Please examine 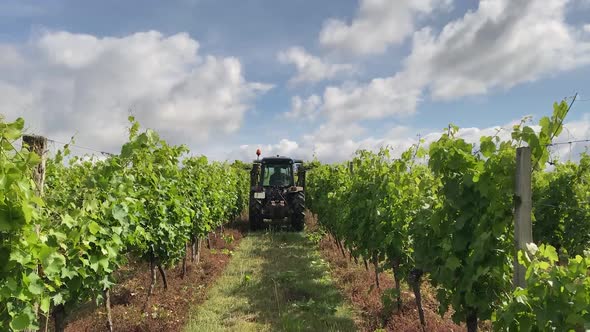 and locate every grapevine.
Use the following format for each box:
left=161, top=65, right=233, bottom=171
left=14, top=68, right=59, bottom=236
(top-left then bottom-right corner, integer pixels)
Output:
left=0, top=116, right=248, bottom=331
left=307, top=100, right=588, bottom=331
